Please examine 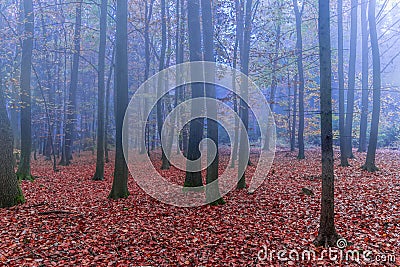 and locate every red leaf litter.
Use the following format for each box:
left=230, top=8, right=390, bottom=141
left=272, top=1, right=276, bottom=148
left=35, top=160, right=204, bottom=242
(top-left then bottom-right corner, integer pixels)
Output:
left=0, top=149, right=399, bottom=266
